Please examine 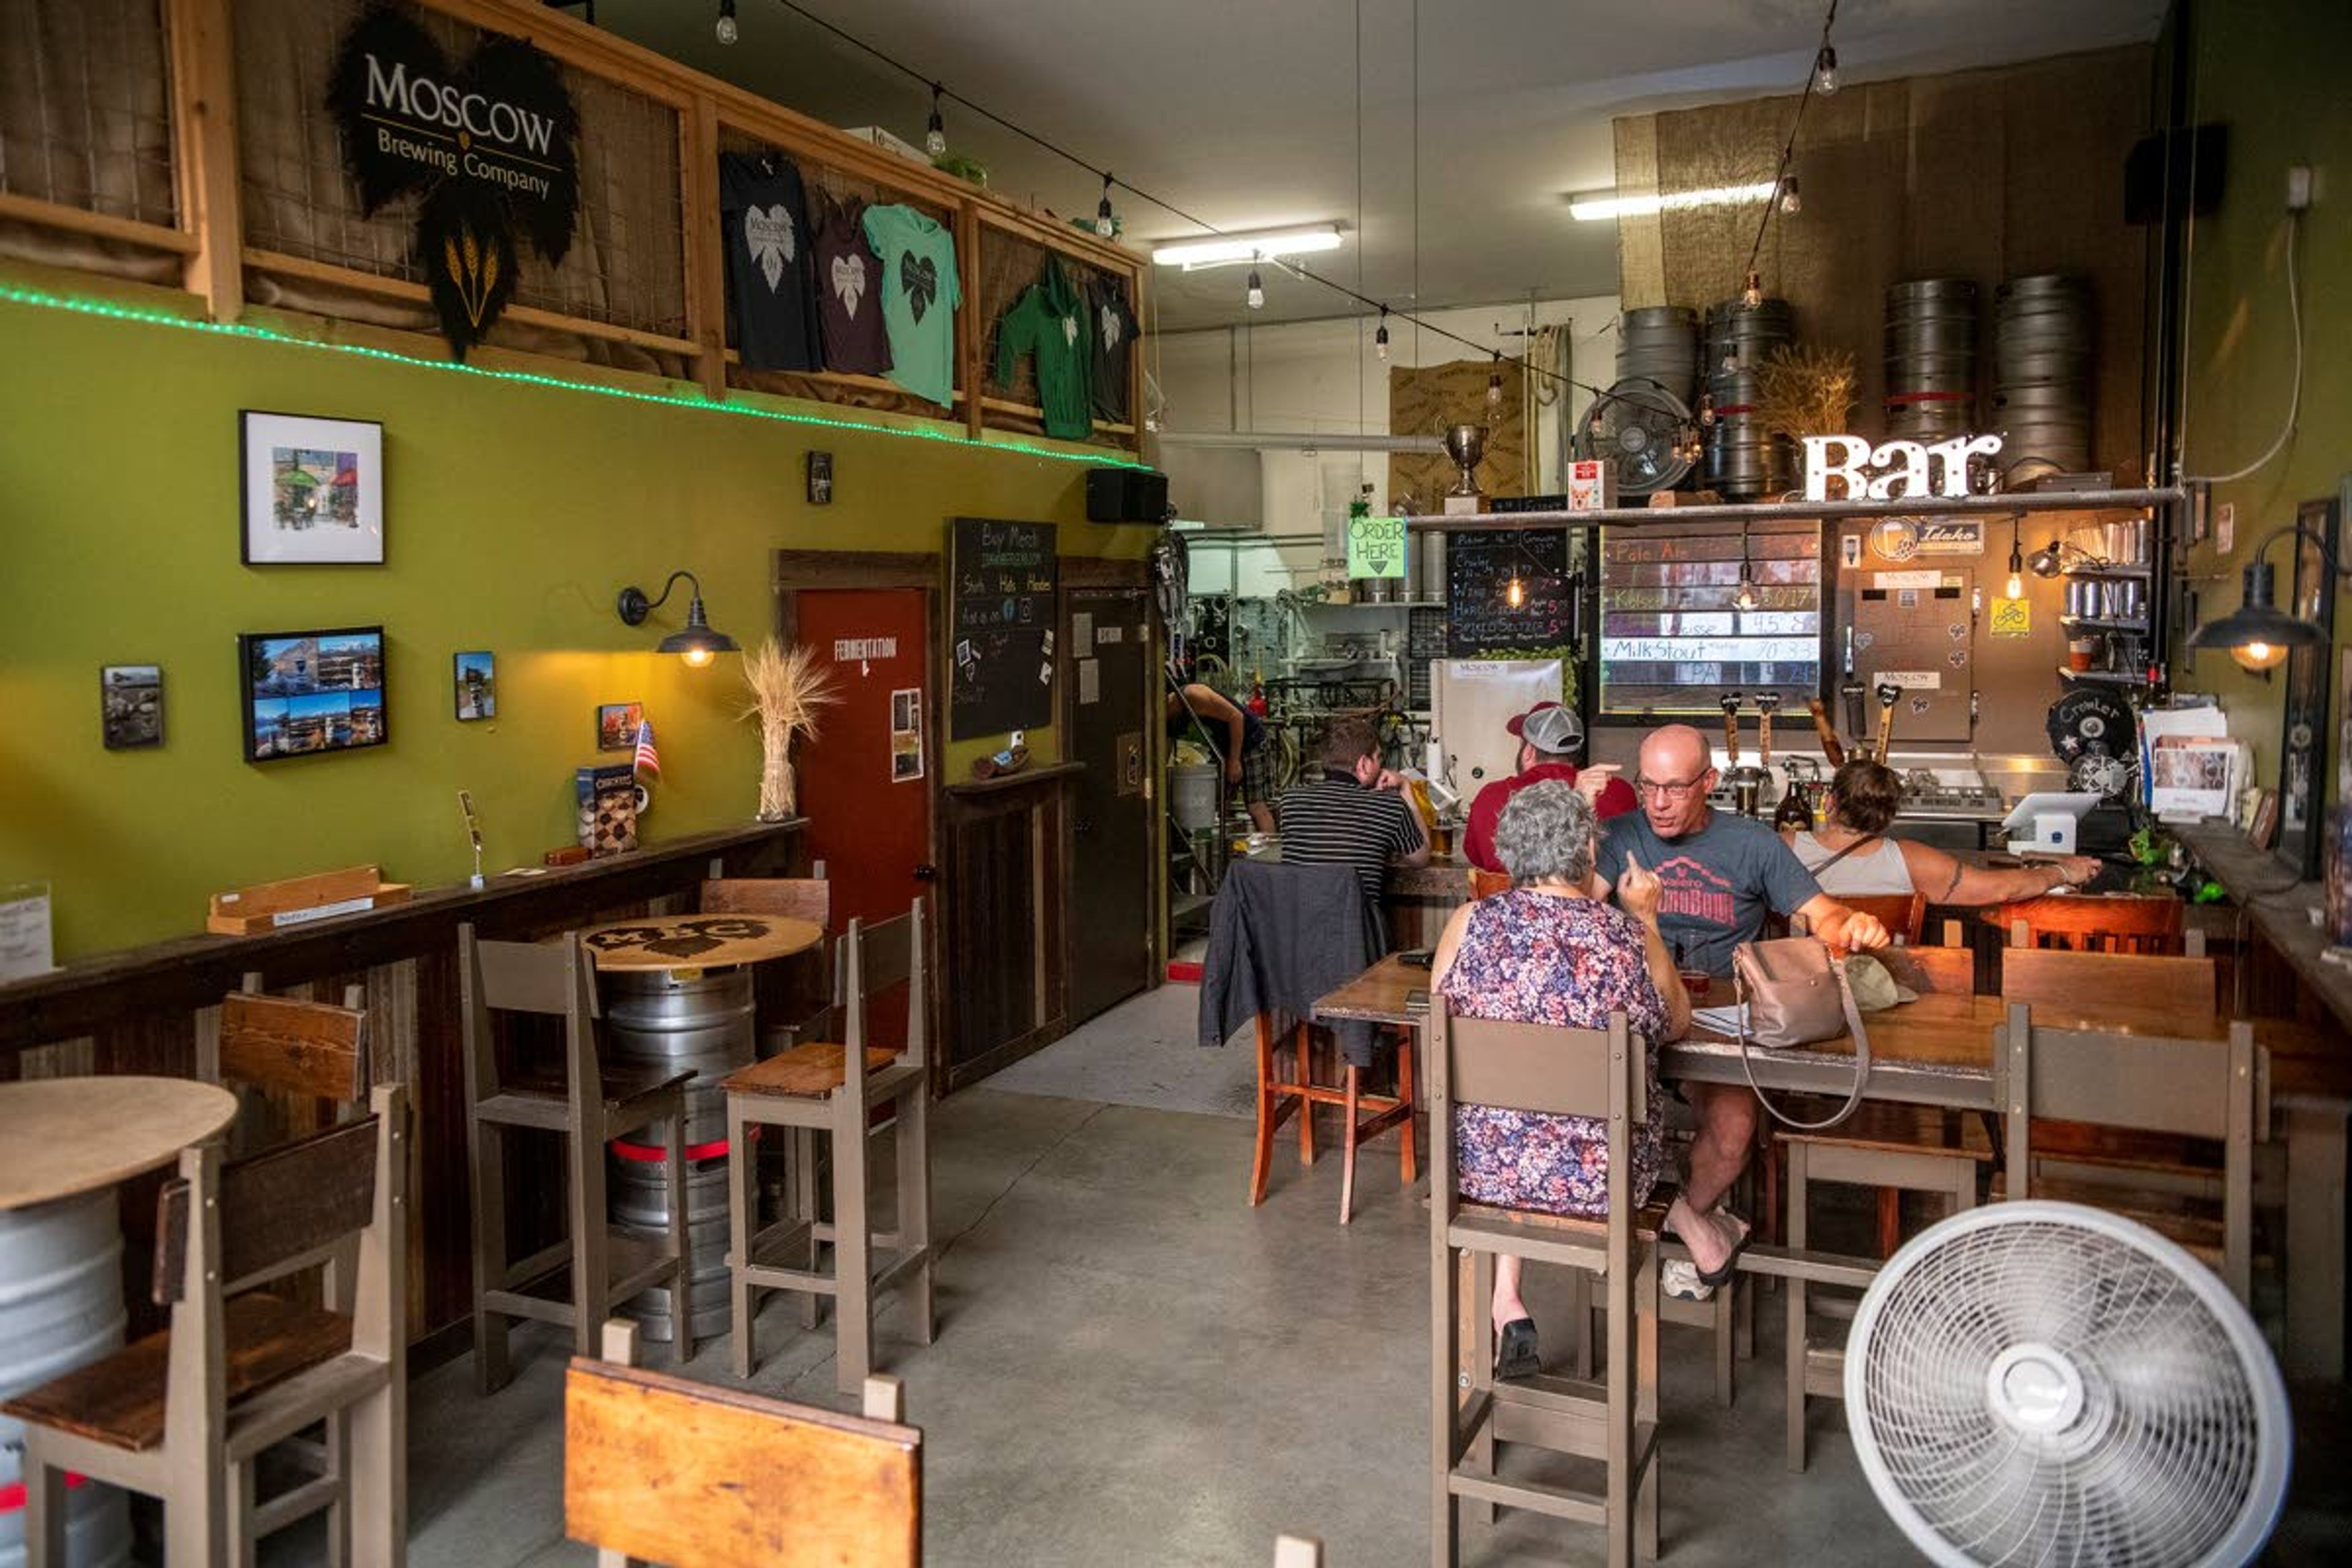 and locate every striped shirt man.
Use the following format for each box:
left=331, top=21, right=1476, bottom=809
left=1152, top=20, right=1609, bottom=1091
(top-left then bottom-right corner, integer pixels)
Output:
left=1278, top=772, right=1425, bottom=905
